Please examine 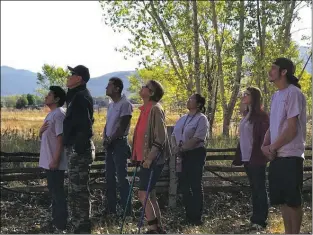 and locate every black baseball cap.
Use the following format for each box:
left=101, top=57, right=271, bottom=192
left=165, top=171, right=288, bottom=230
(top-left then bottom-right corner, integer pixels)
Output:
left=273, top=57, right=298, bottom=82
left=68, top=65, right=90, bottom=83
